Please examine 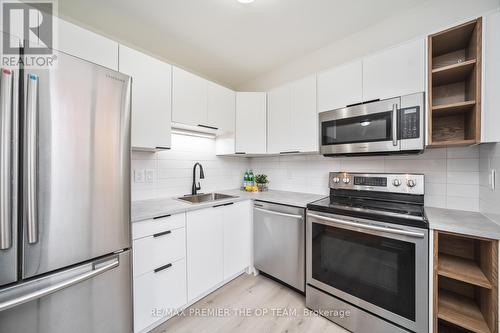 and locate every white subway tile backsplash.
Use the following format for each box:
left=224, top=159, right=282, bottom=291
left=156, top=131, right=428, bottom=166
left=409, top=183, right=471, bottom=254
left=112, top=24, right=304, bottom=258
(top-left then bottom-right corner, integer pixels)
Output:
left=447, top=196, right=479, bottom=212
left=480, top=143, right=500, bottom=223
left=131, top=134, right=249, bottom=201
left=447, top=172, right=479, bottom=185
left=250, top=147, right=482, bottom=211
left=447, top=158, right=480, bottom=172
